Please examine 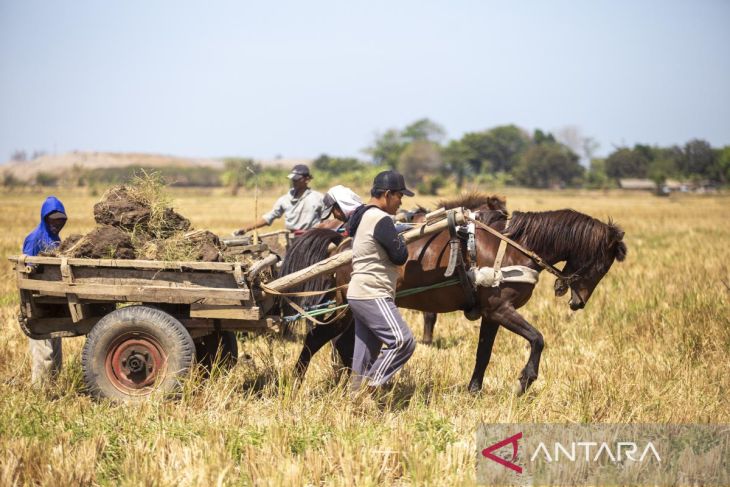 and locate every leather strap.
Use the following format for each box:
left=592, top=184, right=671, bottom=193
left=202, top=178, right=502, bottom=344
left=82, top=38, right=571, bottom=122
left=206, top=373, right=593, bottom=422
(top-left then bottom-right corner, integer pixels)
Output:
left=445, top=210, right=460, bottom=278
